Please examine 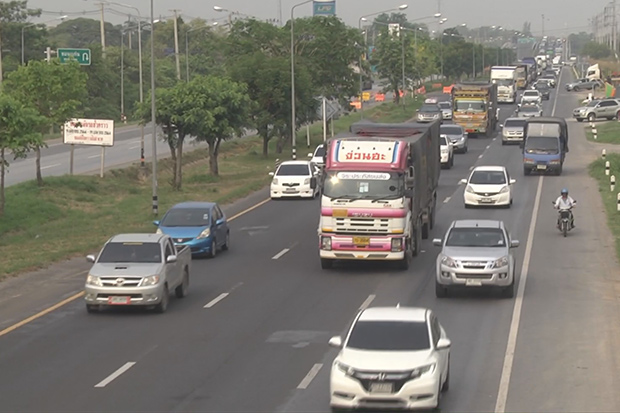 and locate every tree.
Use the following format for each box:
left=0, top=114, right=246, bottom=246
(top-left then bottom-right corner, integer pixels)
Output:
left=0, top=0, right=43, bottom=74
left=48, top=17, right=122, bottom=49
left=4, top=59, right=88, bottom=186
left=0, top=94, right=44, bottom=215
left=372, top=27, right=415, bottom=103
left=581, top=41, right=610, bottom=59
left=187, top=75, right=253, bottom=176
